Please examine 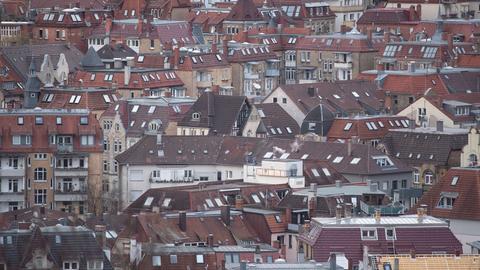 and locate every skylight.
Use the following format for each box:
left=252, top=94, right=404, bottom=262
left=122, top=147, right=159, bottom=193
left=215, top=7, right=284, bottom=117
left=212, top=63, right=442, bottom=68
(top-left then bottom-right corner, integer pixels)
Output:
left=311, top=169, right=320, bottom=177
left=350, top=158, right=361, bottom=164
left=131, top=105, right=139, bottom=113
left=258, top=109, right=266, bottom=118
left=162, top=198, right=171, bottom=207
left=333, top=156, right=343, bottom=163
left=214, top=198, right=223, bottom=206
left=148, top=106, right=156, bottom=114
left=322, top=168, right=331, bottom=176
left=301, top=154, right=309, bottom=160
left=344, top=122, right=353, bottom=131
left=352, top=91, right=360, bottom=98
left=103, top=94, right=111, bottom=103
left=280, top=153, right=290, bottom=159
left=251, top=194, right=261, bottom=203
left=205, top=199, right=214, bottom=208
left=451, top=176, right=459, bottom=186
left=144, top=197, right=154, bottom=207
left=286, top=127, right=292, bottom=134
left=264, top=152, right=273, bottom=159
